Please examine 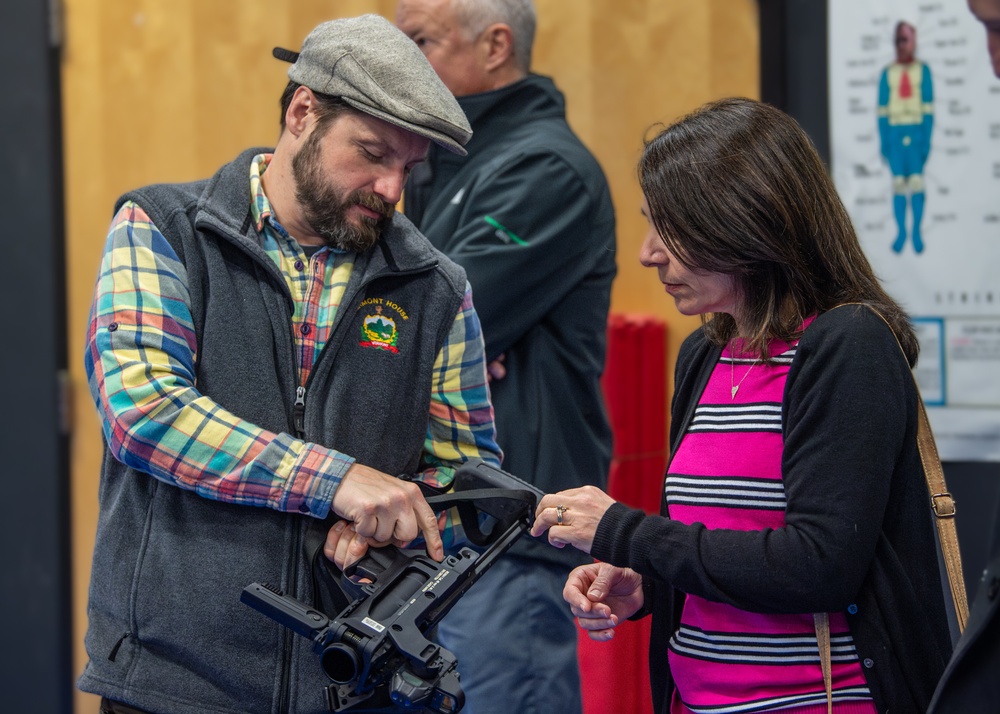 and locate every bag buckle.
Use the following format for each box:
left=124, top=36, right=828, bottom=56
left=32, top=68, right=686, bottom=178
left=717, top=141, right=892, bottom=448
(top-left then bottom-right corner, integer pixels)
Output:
left=931, top=492, right=956, bottom=518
